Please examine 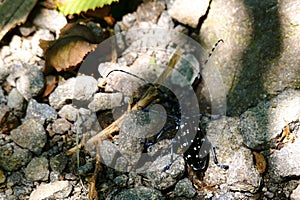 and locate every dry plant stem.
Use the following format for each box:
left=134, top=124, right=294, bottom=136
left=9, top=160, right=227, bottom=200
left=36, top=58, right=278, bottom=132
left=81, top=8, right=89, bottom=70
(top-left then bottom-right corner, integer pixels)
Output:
left=86, top=49, right=181, bottom=200
left=87, top=48, right=182, bottom=147
left=88, top=148, right=102, bottom=200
